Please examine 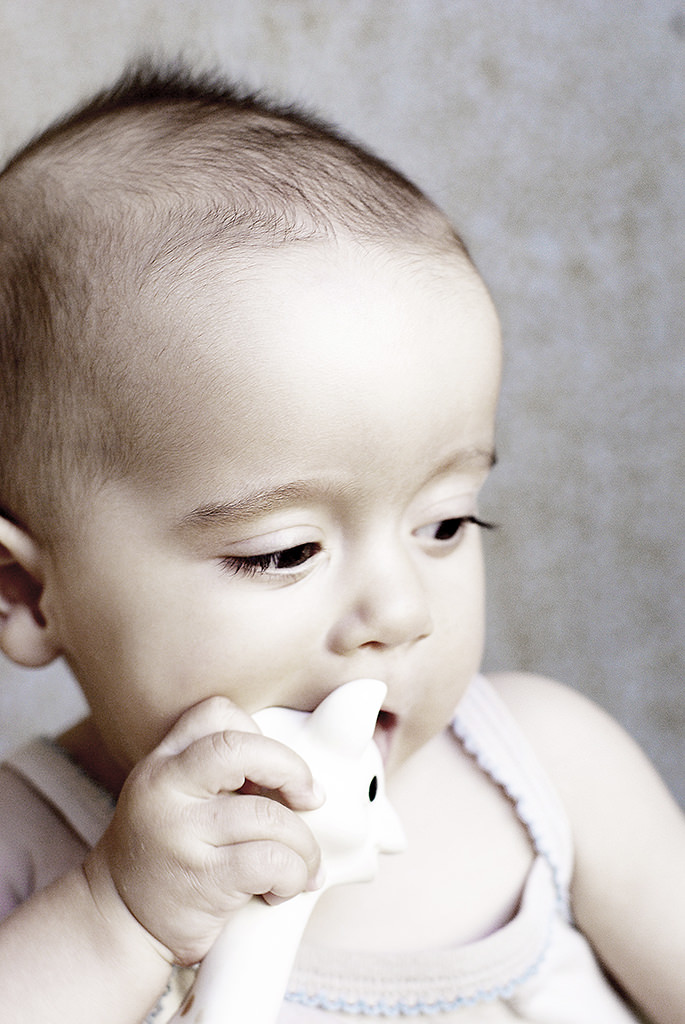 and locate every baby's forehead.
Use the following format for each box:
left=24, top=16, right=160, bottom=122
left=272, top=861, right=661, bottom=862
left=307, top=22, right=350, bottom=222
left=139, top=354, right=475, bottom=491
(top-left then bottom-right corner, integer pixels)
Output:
left=158, top=239, right=495, bottom=404
left=118, top=236, right=484, bottom=403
